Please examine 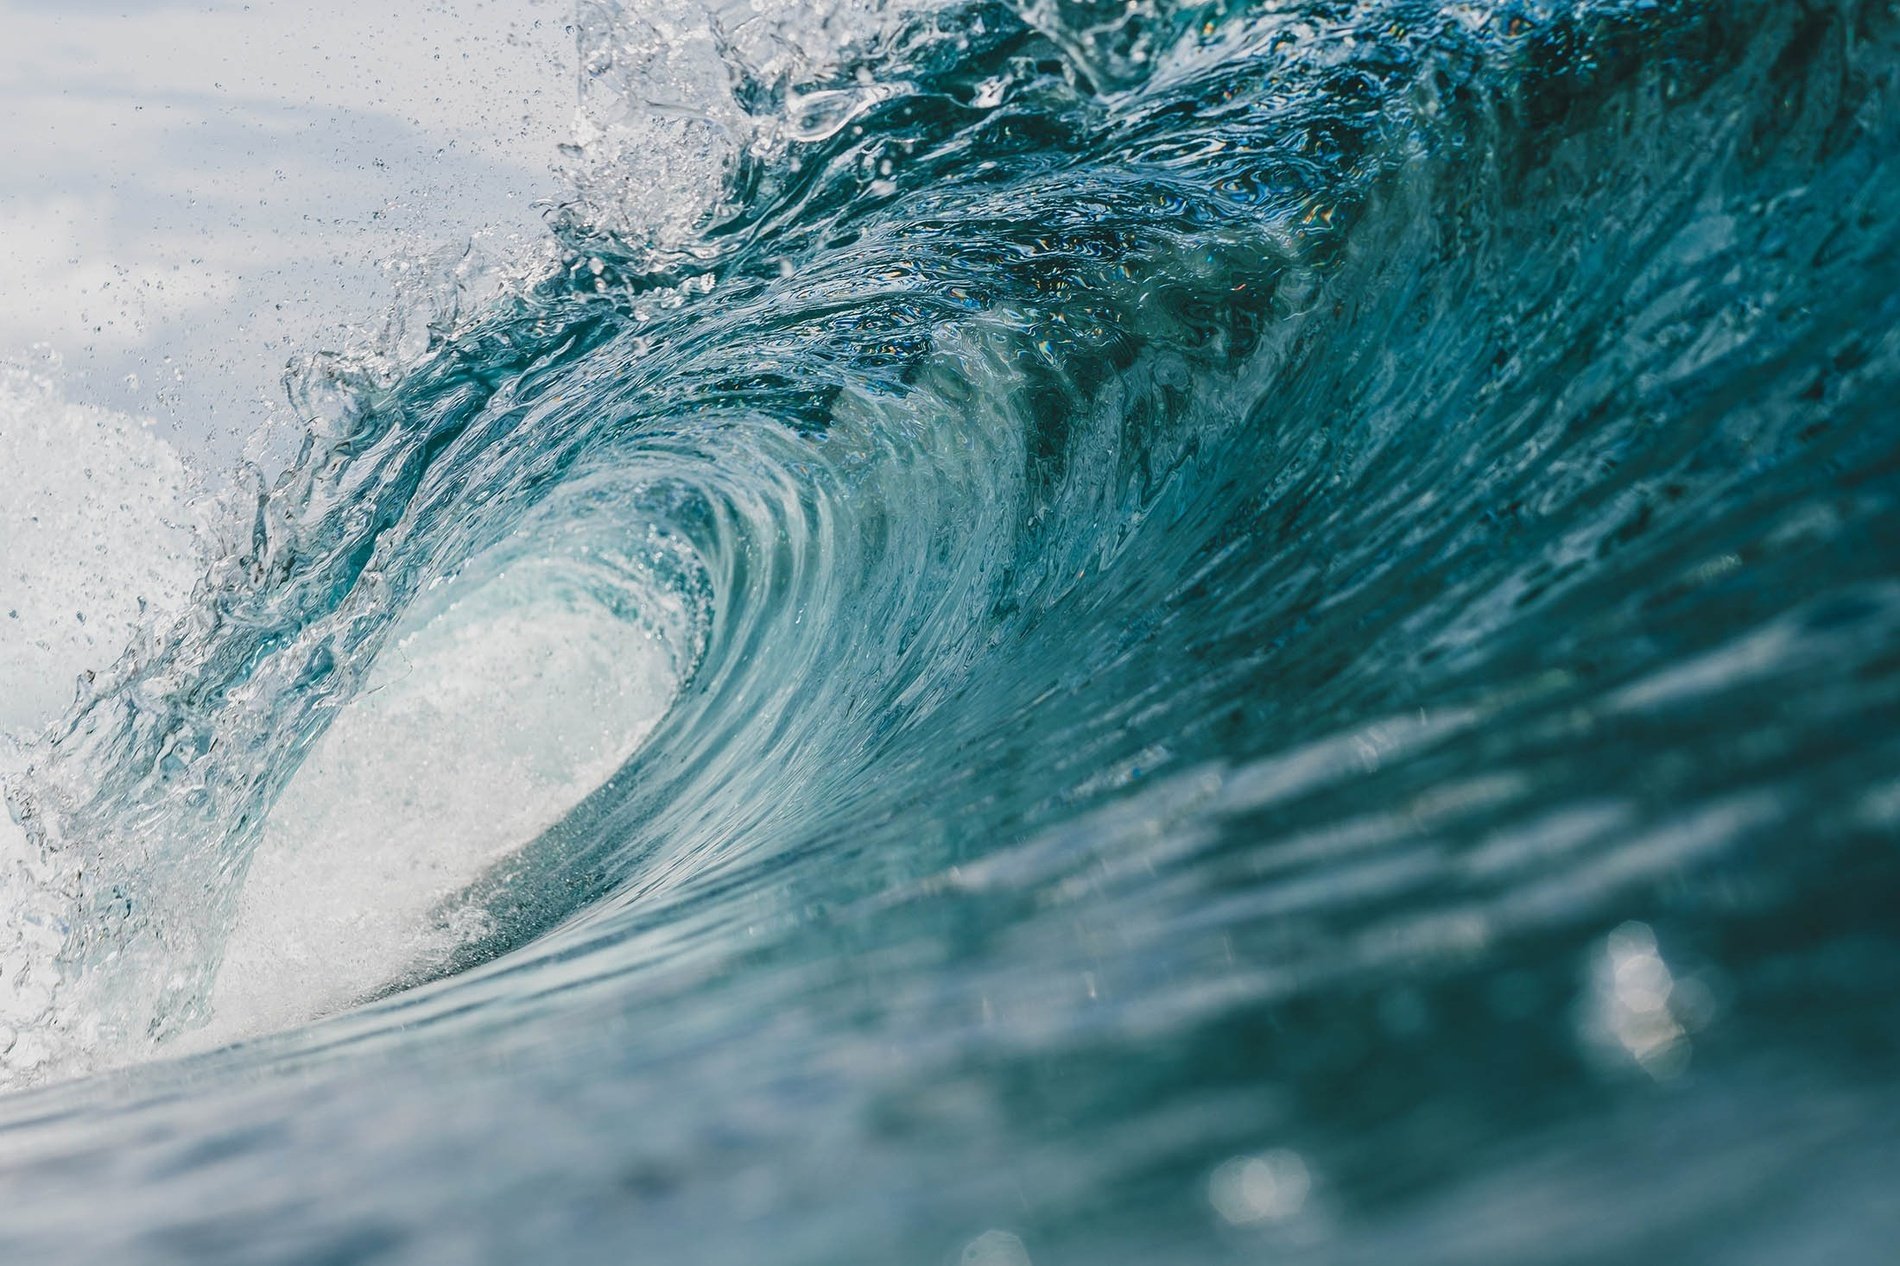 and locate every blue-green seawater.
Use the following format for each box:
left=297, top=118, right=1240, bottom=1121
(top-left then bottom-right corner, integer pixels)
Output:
left=3, top=0, right=1899, bottom=1260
